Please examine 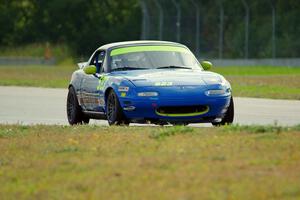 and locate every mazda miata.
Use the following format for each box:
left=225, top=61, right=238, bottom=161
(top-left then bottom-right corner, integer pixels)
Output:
left=67, top=41, right=234, bottom=126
